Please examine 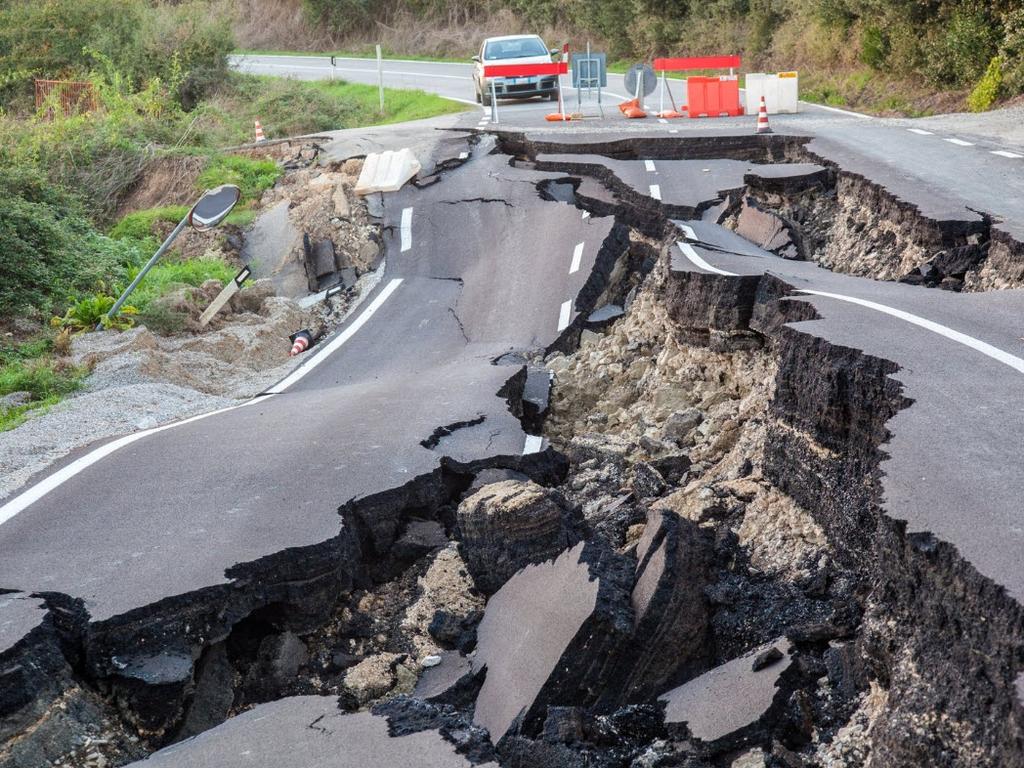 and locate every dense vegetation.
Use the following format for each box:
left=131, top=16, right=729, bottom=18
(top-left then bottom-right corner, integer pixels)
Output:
left=0, top=0, right=463, bottom=428
left=288, top=0, right=1024, bottom=112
